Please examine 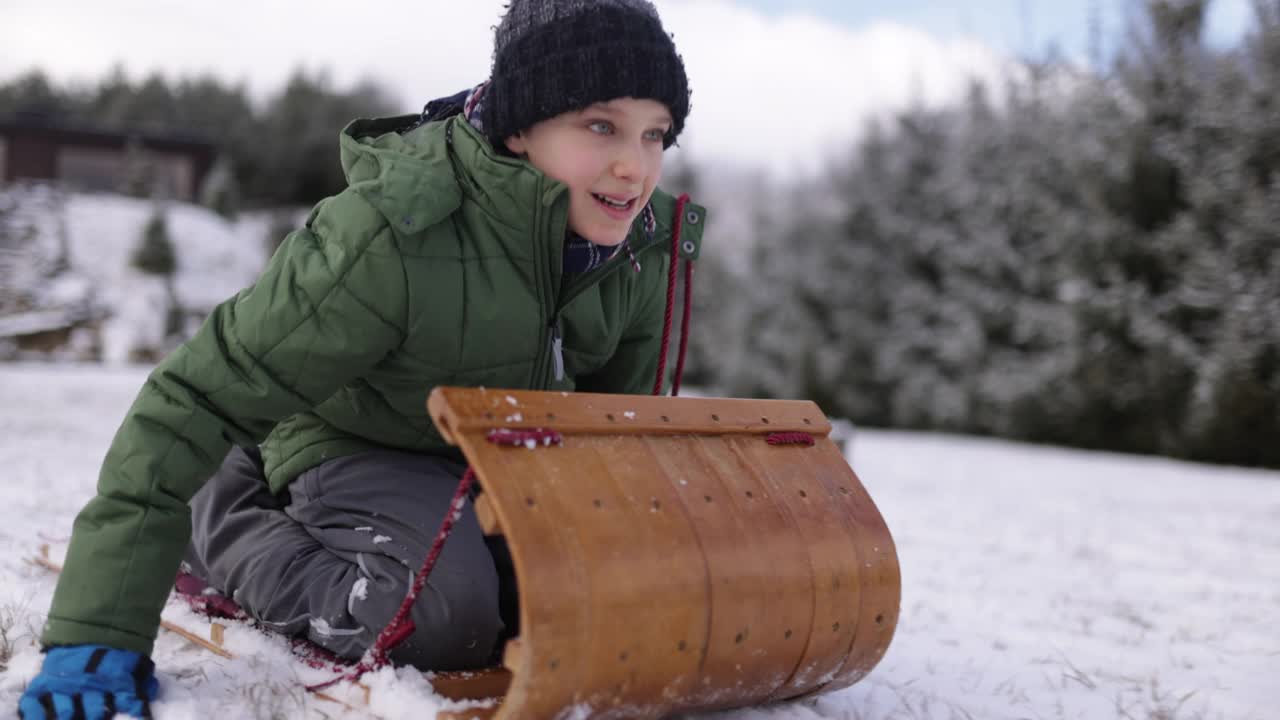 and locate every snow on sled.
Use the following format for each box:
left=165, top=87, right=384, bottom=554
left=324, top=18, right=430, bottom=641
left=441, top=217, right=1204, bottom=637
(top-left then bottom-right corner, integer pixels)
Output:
left=426, top=386, right=901, bottom=719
